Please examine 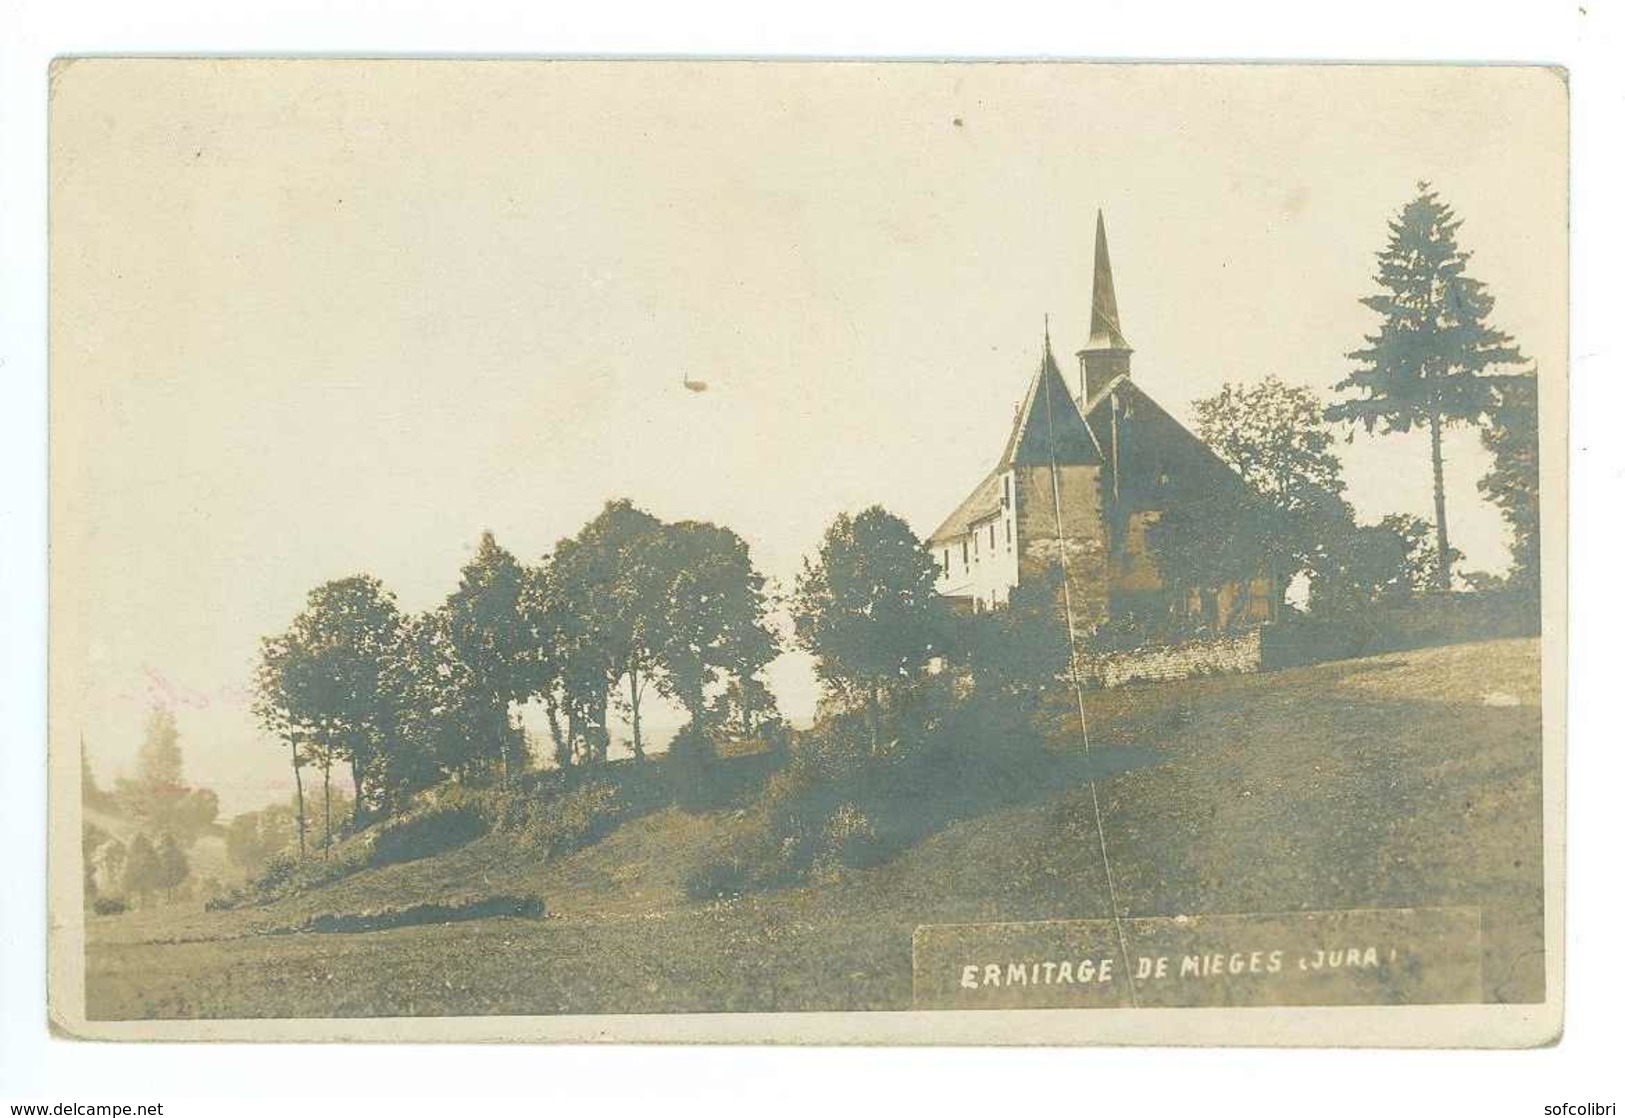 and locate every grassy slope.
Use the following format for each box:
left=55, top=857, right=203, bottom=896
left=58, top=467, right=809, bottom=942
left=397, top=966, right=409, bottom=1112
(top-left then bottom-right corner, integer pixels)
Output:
left=85, top=638, right=1545, bottom=1019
